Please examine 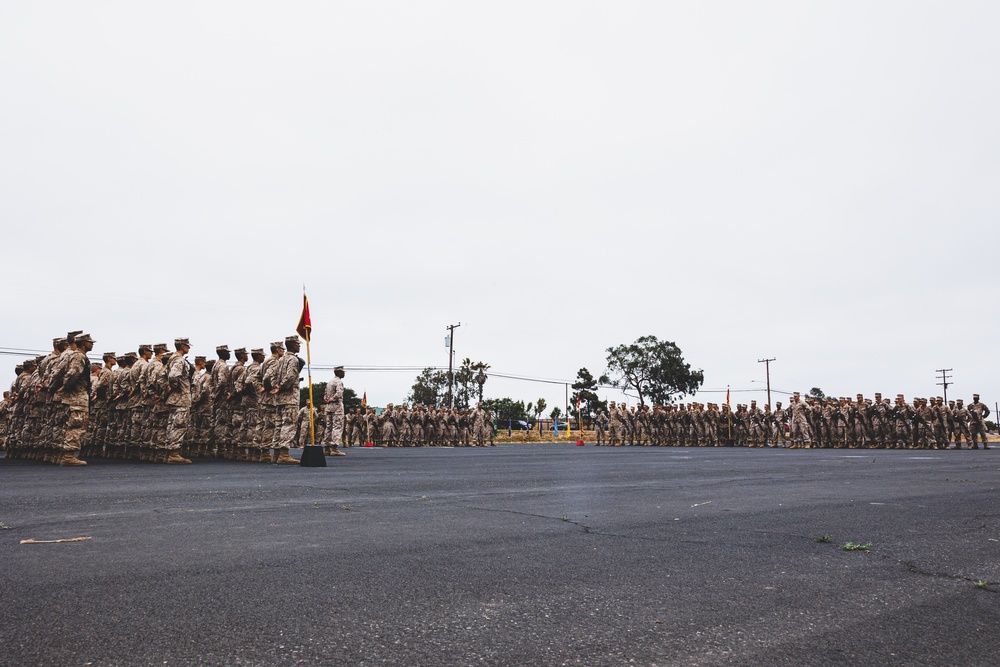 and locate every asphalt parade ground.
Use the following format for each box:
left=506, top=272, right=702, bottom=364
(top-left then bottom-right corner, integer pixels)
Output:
left=2, top=444, right=999, bottom=667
